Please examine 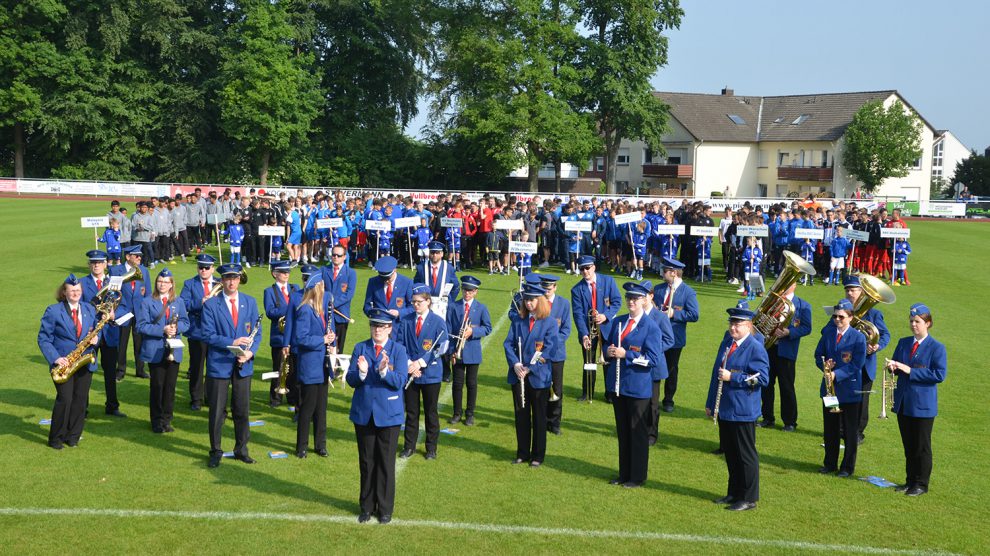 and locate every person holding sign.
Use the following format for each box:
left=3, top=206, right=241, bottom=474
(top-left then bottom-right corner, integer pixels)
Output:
left=892, top=225, right=912, bottom=286
left=814, top=299, right=866, bottom=477
left=137, top=268, right=190, bottom=434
